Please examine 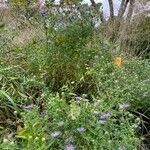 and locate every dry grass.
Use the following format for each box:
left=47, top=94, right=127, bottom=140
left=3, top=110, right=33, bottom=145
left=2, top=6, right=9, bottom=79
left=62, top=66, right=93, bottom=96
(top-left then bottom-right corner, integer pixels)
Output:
left=12, top=28, right=38, bottom=45
left=101, top=11, right=150, bottom=59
